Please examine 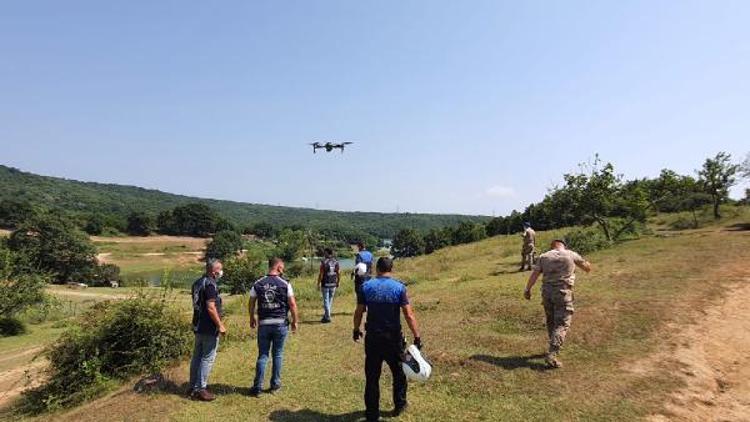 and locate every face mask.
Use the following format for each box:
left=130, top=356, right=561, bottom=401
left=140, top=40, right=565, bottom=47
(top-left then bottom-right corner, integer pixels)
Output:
left=216, top=270, right=224, bottom=279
